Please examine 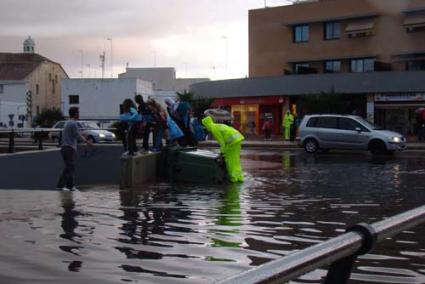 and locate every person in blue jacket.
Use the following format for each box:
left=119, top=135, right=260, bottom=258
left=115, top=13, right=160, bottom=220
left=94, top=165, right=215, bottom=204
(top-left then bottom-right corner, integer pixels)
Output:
left=120, top=99, right=141, bottom=155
